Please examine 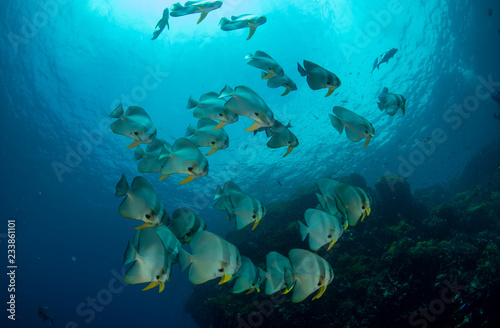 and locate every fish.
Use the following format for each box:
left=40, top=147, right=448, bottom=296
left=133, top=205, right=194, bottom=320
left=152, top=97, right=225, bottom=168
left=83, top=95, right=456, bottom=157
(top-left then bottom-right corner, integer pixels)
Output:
left=334, top=182, right=372, bottom=227
left=263, top=120, right=299, bottom=157
left=187, top=91, right=239, bottom=129
left=185, top=118, right=229, bottom=155
left=152, top=8, right=169, bottom=40
left=133, top=139, right=172, bottom=173
left=219, top=85, right=275, bottom=131
left=153, top=225, right=182, bottom=262
left=115, top=174, right=167, bottom=230
left=262, top=72, right=297, bottom=96
left=123, top=227, right=172, bottom=292
left=38, top=306, right=55, bottom=327
left=371, top=48, right=398, bottom=73
left=285, top=248, right=334, bottom=303
left=214, top=181, right=266, bottom=230
left=264, top=251, right=293, bottom=295
left=297, top=60, right=341, bottom=97
left=219, top=14, right=267, bottom=40
left=158, top=138, right=209, bottom=184
left=378, top=87, right=406, bottom=116
left=170, top=1, right=223, bottom=24
left=232, top=256, right=267, bottom=294
left=109, top=104, right=157, bottom=148
left=168, top=207, right=207, bottom=244
left=178, top=230, right=241, bottom=284
left=246, top=50, right=284, bottom=79
left=298, top=208, right=344, bottom=251
left=328, top=106, right=375, bottom=148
